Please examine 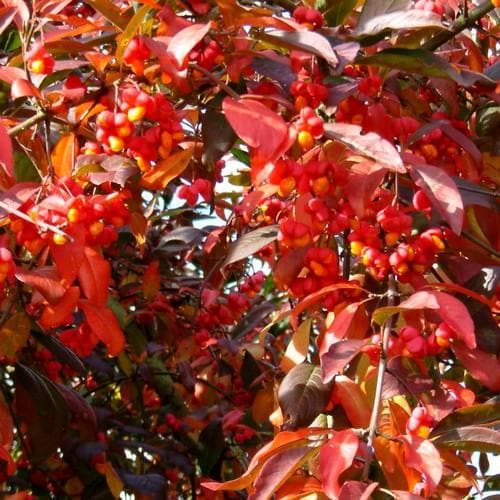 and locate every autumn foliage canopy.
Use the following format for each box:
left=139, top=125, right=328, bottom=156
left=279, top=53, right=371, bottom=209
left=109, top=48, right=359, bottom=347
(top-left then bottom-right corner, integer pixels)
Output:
left=0, top=0, right=498, bottom=498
